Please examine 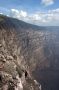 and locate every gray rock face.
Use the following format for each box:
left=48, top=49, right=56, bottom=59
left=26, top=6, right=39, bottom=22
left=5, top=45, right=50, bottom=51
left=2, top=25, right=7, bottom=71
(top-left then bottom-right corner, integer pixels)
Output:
left=0, top=15, right=59, bottom=90
left=0, top=15, right=41, bottom=90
